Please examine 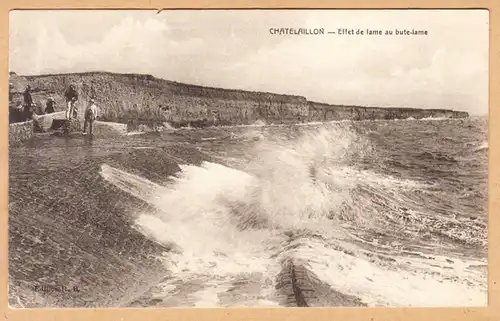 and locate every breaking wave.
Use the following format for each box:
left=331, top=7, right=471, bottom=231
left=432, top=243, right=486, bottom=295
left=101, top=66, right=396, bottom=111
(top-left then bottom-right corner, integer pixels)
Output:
left=100, top=124, right=487, bottom=307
